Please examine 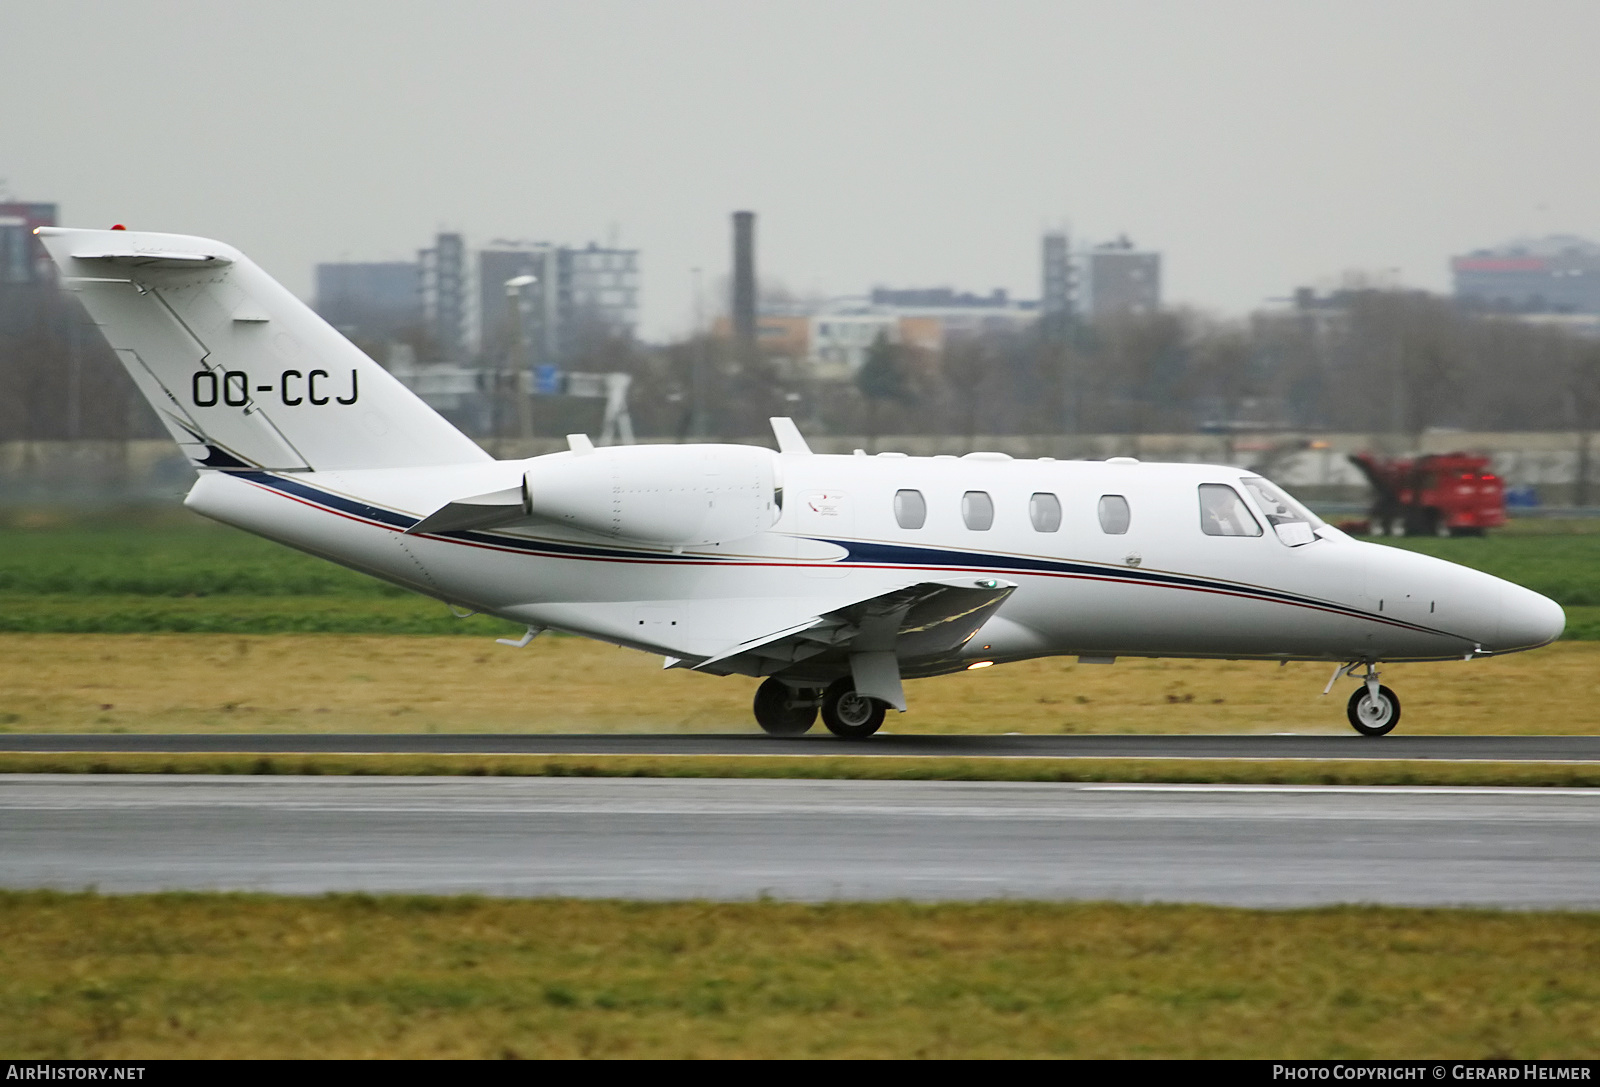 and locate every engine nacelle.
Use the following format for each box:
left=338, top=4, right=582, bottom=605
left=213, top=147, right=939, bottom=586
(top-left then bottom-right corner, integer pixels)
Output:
left=523, top=443, right=780, bottom=545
